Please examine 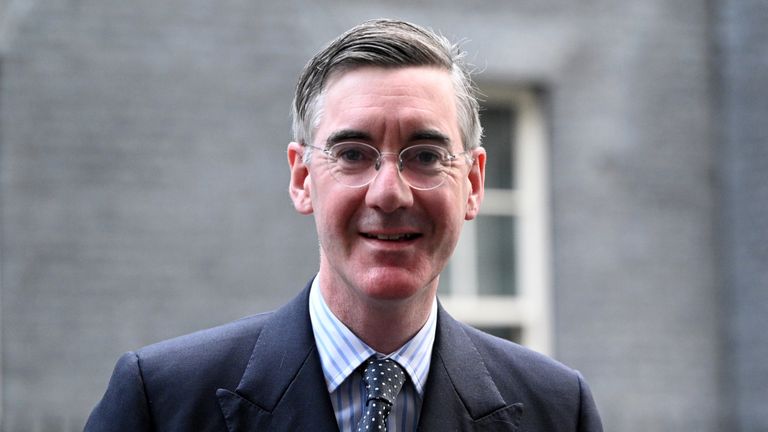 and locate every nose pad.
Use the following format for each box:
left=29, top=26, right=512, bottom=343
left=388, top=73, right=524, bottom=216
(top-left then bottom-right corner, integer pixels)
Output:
left=366, top=152, right=413, bottom=211
left=372, top=153, right=406, bottom=185
left=370, top=153, right=411, bottom=189
left=374, top=153, right=403, bottom=172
